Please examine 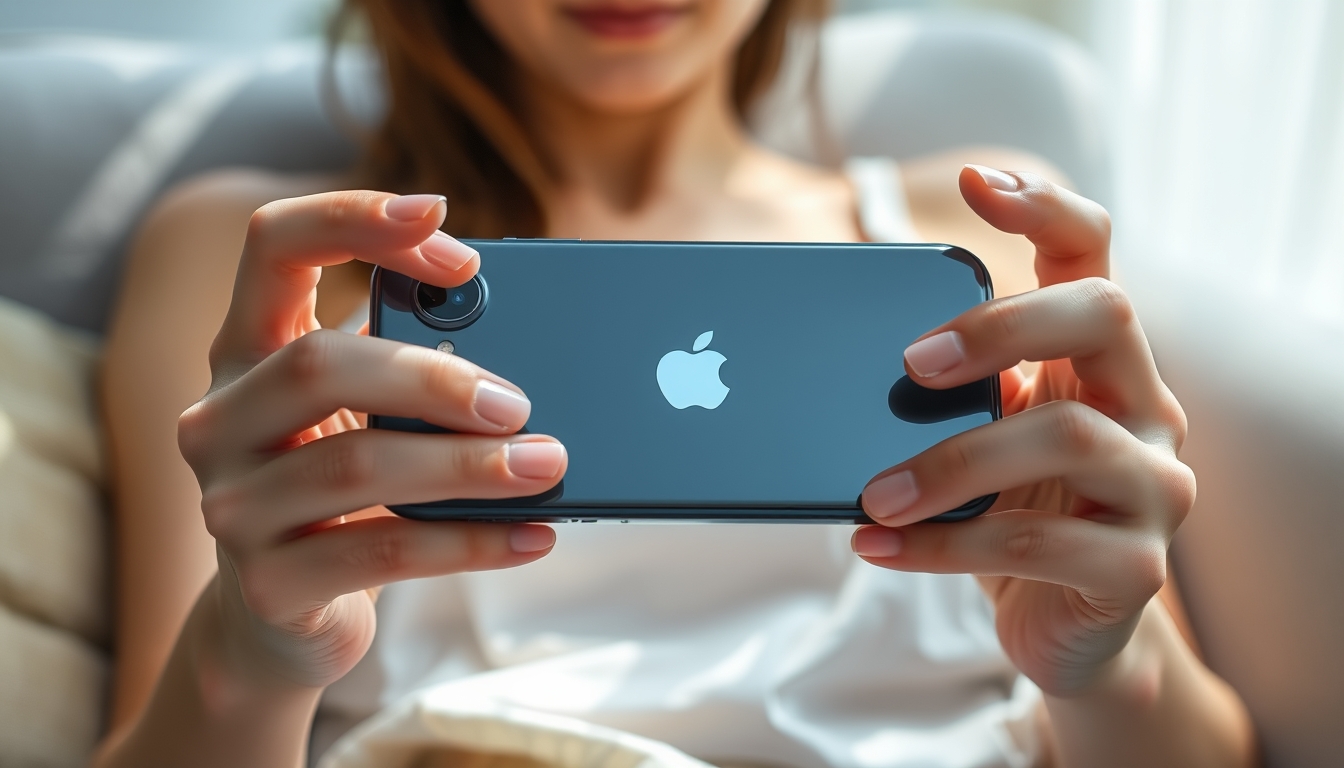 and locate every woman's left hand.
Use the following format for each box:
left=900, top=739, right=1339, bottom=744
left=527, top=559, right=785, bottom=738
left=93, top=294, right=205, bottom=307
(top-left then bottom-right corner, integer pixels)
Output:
left=852, top=165, right=1195, bottom=697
